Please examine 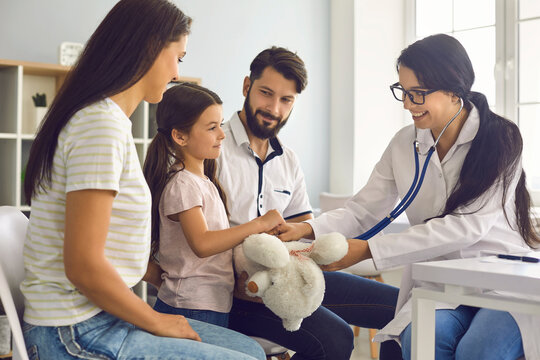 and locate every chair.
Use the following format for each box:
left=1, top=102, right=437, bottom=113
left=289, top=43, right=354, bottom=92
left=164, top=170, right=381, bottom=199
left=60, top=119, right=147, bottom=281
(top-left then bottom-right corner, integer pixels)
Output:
left=319, top=192, right=383, bottom=359
left=0, top=206, right=30, bottom=360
